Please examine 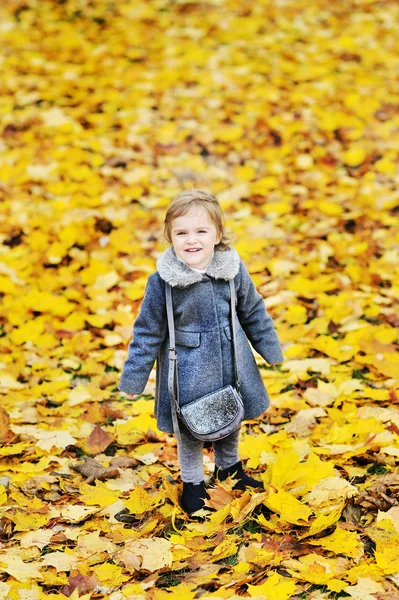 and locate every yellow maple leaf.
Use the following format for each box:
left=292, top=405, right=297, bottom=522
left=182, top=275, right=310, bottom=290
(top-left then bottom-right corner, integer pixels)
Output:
left=85, top=314, right=111, bottom=328
left=59, top=505, right=100, bottom=522
left=11, top=510, right=49, bottom=532
left=342, top=146, right=366, bottom=166
left=93, top=563, right=130, bottom=586
left=318, top=200, right=343, bottom=216
left=311, top=335, right=357, bottom=361
left=285, top=304, right=308, bottom=325
left=235, top=164, right=256, bottom=181
left=68, top=384, right=92, bottom=407
left=79, top=481, right=120, bottom=508
left=24, top=290, right=74, bottom=317
left=0, top=555, right=42, bottom=582
left=124, top=413, right=159, bottom=435
left=327, top=579, right=349, bottom=593
left=281, top=358, right=334, bottom=376
left=285, top=553, right=345, bottom=584
left=9, top=319, right=45, bottom=346
left=247, top=572, right=297, bottom=599
left=119, top=582, right=147, bottom=597
left=287, top=275, right=337, bottom=294
left=213, top=125, right=243, bottom=142
left=60, top=311, right=86, bottom=331
left=211, top=537, right=238, bottom=561
left=80, top=258, right=109, bottom=285
left=152, top=582, right=197, bottom=600
left=291, top=452, right=335, bottom=493
left=93, top=270, right=119, bottom=290
left=371, top=521, right=399, bottom=574
left=376, top=507, right=399, bottom=534
left=302, top=477, right=357, bottom=507
left=300, top=504, right=345, bottom=538
left=374, top=157, right=396, bottom=175
left=309, top=526, right=363, bottom=559
left=251, top=176, right=279, bottom=194
left=239, top=542, right=274, bottom=568
left=123, top=486, right=161, bottom=515
left=76, top=530, right=116, bottom=559
left=264, top=488, right=312, bottom=525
